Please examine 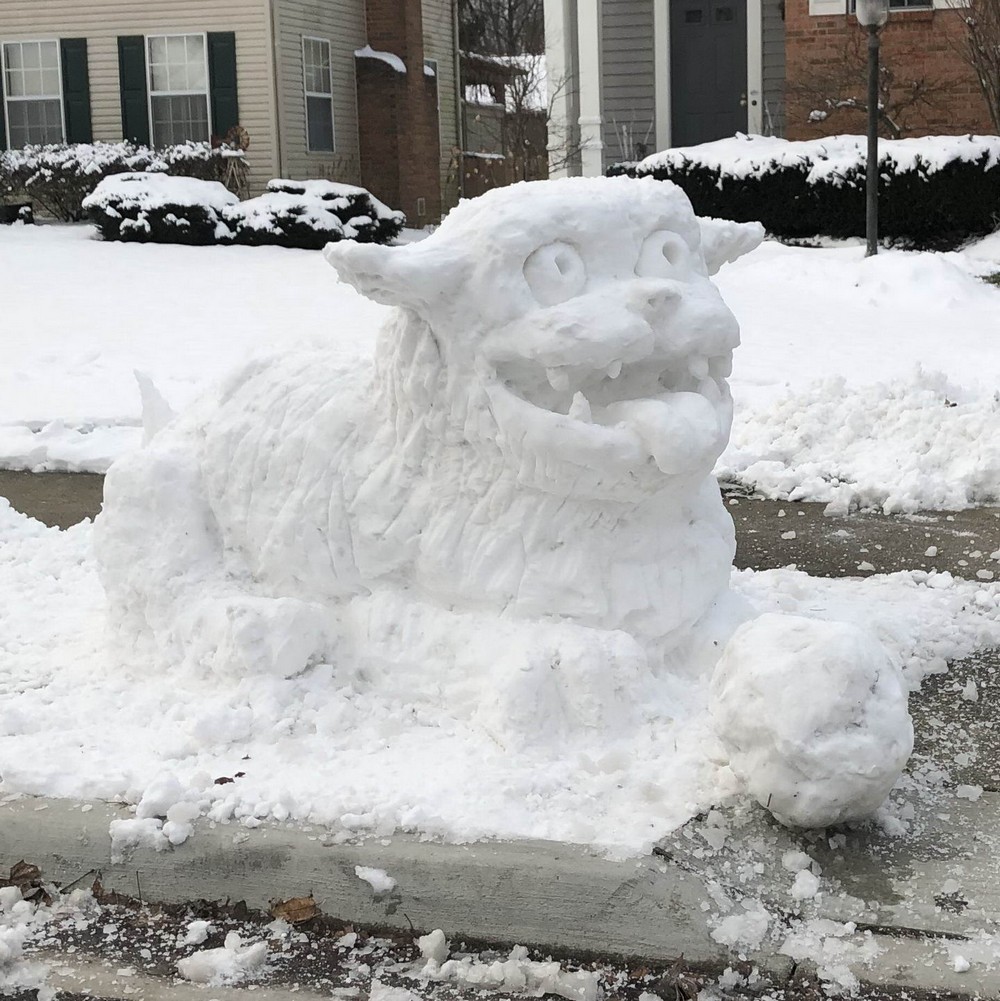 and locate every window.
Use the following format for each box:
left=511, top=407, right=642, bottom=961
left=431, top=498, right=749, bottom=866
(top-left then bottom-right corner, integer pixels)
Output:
left=147, top=33, right=210, bottom=145
left=302, top=37, right=334, bottom=152
left=2, top=40, right=64, bottom=146
left=847, top=0, right=932, bottom=9
left=424, top=58, right=440, bottom=111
